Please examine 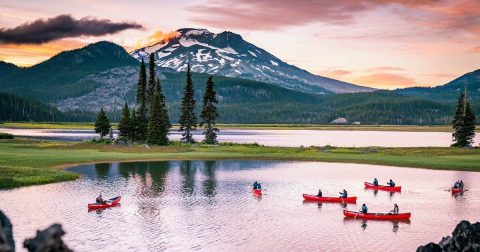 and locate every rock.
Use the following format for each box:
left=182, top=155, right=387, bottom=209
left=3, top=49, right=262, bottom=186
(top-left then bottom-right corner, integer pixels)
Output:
left=417, top=220, right=480, bottom=252
left=416, top=243, right=442, bottom=252
left=0, top=211, right=14, bottom=252
left=23, top=224, right=72, bottom=252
